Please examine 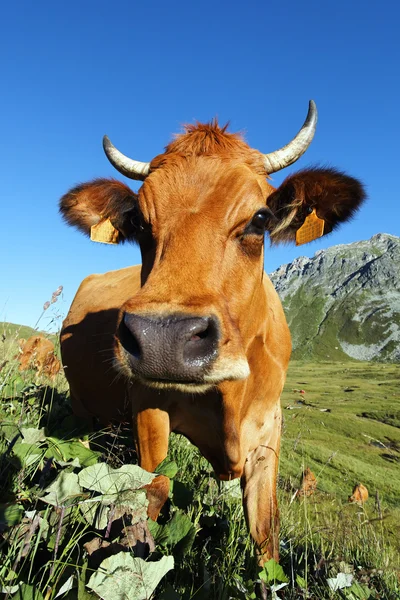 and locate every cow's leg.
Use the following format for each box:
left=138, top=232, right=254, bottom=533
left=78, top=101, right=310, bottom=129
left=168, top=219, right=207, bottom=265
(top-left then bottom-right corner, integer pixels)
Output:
left=134, top=407, right=171, bottom=520
left=241, top=407, right=281, bottom=566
